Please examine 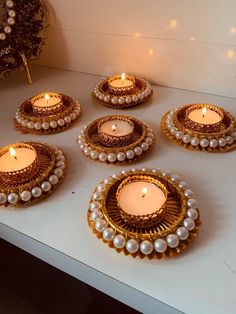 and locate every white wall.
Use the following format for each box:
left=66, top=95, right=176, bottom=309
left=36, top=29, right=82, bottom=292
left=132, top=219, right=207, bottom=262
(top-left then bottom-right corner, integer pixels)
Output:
left=36, top=0, right=236, bottom=97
